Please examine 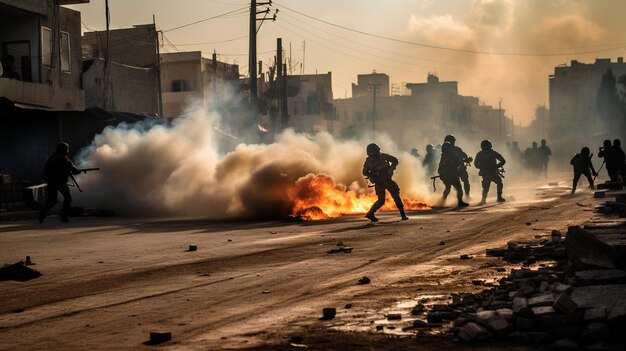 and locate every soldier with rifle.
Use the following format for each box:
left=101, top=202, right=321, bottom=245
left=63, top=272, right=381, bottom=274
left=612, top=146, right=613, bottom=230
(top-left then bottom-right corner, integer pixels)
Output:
left=438, top=142, right=469, bottom=208
left=570, top=147, right=597, bottom=194
left=474, top=139, right=506, bottom=205
left=362, top=143, right=408, bottom=222
left=38, top=142, right=98, bottom=223
left=444, top=135, right=473, bottom=197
